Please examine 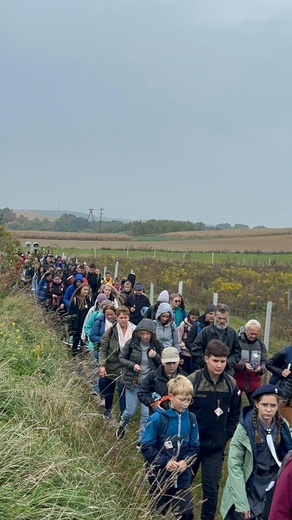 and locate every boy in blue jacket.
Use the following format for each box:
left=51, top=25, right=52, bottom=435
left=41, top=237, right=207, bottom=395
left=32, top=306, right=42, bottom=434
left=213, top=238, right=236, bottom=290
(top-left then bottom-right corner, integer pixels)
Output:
left=141, top=375, right=199, bottom=519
